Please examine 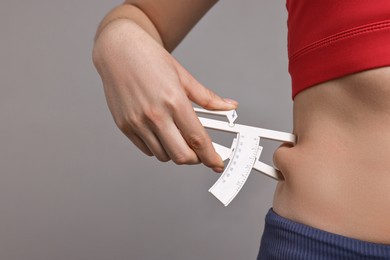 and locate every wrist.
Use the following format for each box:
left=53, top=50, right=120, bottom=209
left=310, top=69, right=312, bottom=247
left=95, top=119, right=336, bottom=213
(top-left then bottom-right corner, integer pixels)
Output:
left=94, top=4, right=163, bottom=46
left=92, top=19, right=165, bottom=75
